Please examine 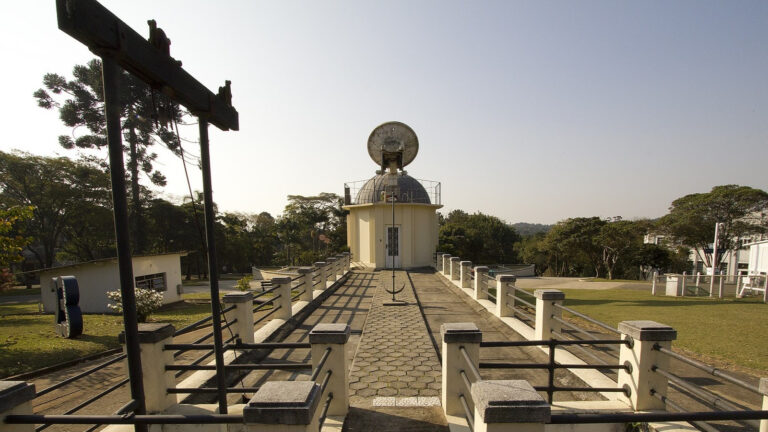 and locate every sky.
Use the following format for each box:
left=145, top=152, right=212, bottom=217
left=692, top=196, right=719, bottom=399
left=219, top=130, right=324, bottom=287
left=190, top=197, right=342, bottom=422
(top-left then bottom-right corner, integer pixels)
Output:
left=1, top=1, right=767, bottom=225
